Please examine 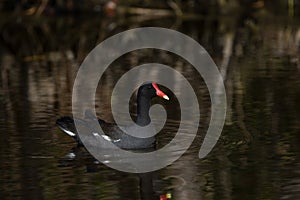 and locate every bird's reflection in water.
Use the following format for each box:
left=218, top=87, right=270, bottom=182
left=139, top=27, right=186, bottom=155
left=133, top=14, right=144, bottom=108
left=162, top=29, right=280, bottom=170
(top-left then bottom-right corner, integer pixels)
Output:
left=58, top=147, right=171, bottom=200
